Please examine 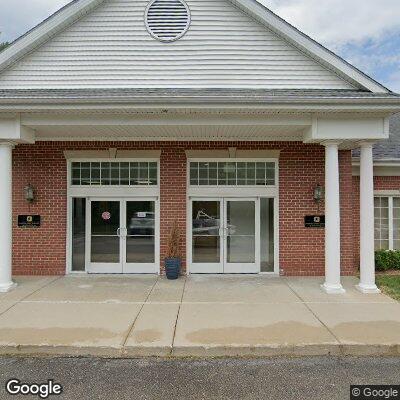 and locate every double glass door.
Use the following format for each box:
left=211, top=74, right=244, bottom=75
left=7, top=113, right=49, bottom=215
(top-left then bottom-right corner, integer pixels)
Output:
left=191, top=199, right=259, bottom=273
left=86, top=198, right=157, bottom=273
